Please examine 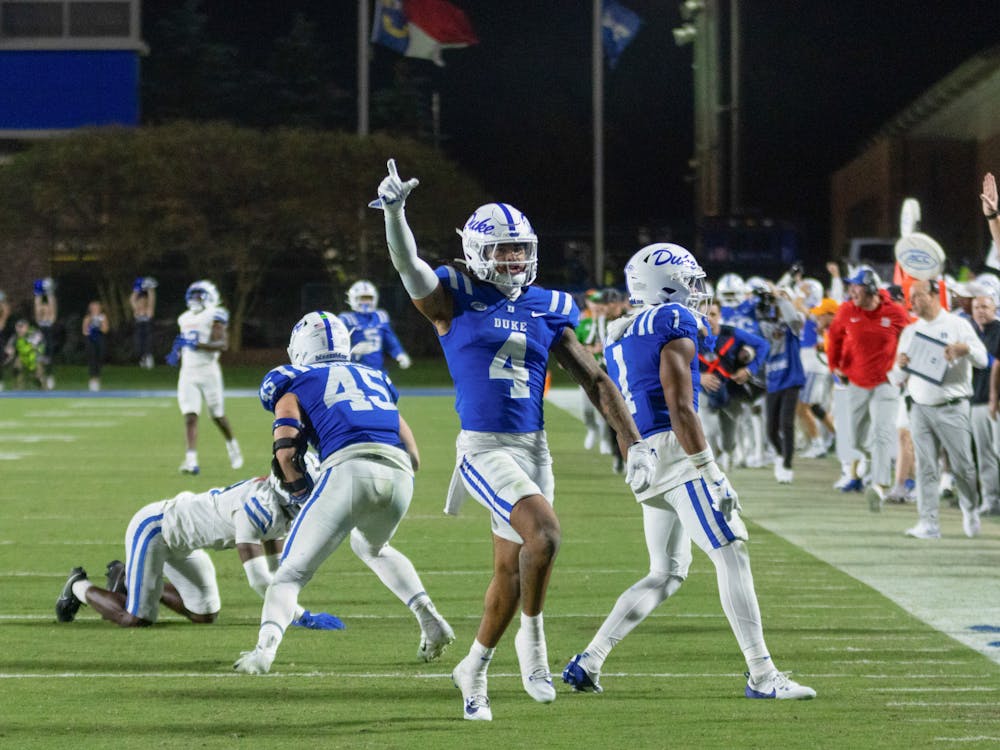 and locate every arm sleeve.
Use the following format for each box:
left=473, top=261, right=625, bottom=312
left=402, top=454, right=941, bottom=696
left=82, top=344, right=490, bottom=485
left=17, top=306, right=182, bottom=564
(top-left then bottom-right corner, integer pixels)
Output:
left=383, top=210, right=439, bottom=300
left=243, top=556, right=272, bottom=598
left=961, top=319, right=989, bottom=368
left=777, top=297, right=804, bottom=334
